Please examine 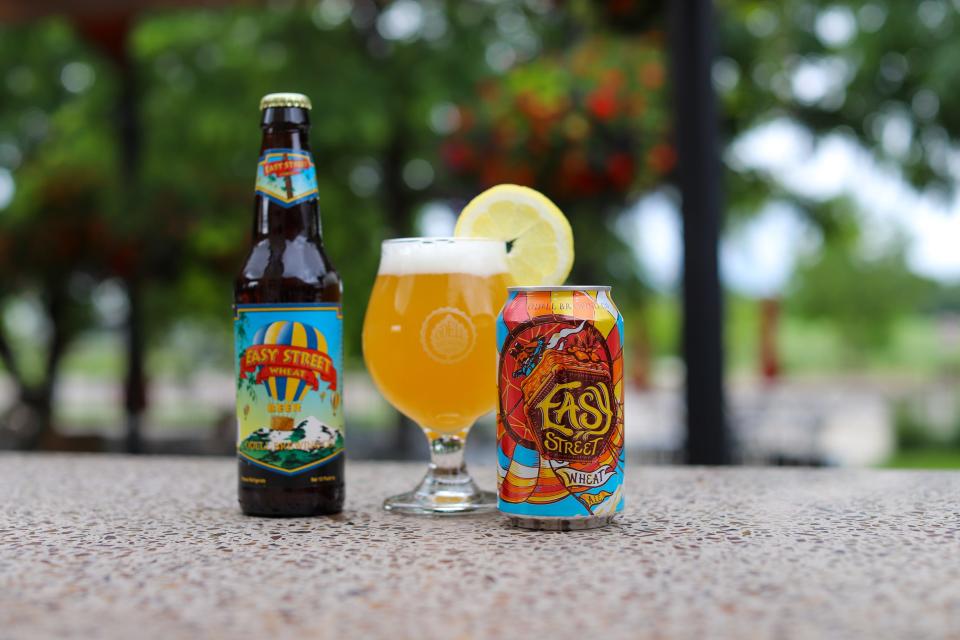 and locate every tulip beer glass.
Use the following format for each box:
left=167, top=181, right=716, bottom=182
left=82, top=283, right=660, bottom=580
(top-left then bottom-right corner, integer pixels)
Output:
left=363, top=238, right=509, bottom=514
